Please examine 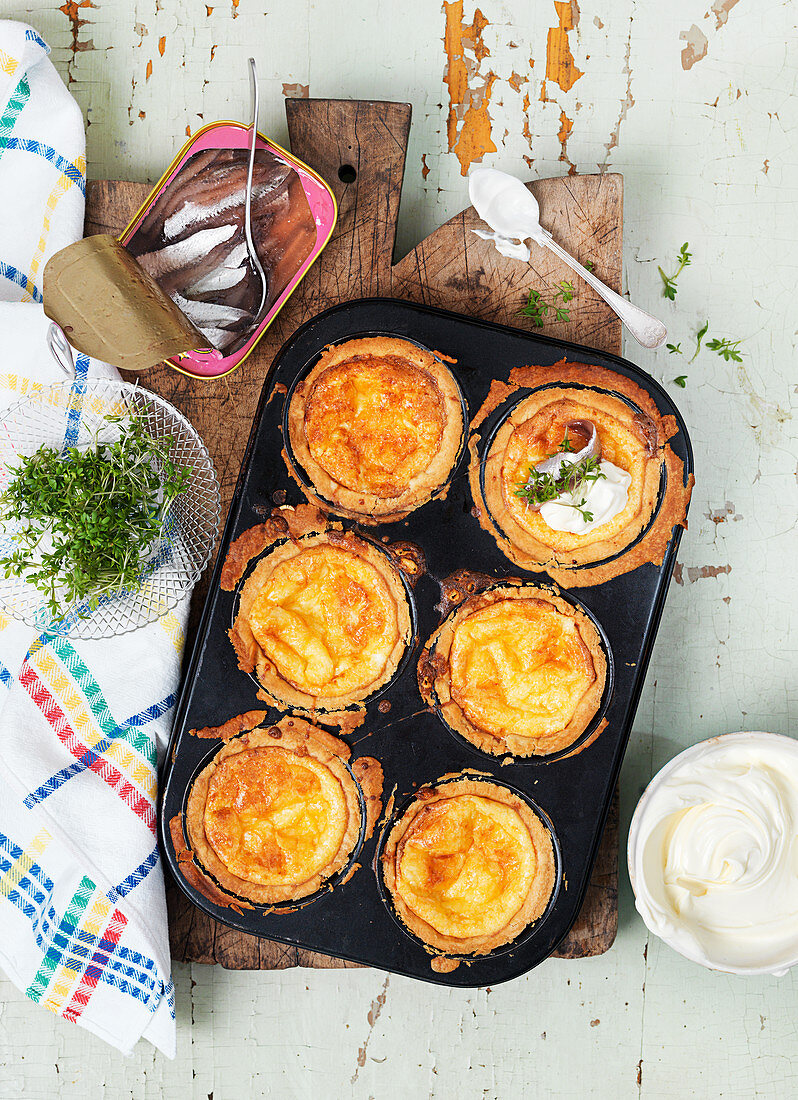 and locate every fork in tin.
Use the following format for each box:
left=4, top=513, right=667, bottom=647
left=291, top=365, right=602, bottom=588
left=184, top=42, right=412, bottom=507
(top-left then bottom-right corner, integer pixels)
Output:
left=244, top=57, right=268, bottom=322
